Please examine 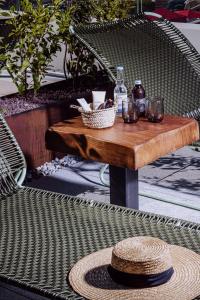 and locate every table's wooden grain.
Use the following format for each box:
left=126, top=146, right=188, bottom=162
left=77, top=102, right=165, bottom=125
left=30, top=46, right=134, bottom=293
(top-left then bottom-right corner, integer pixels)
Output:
left=46, top=115, right=199, bottom=170
left=46, top=115, right=199, bottom=209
